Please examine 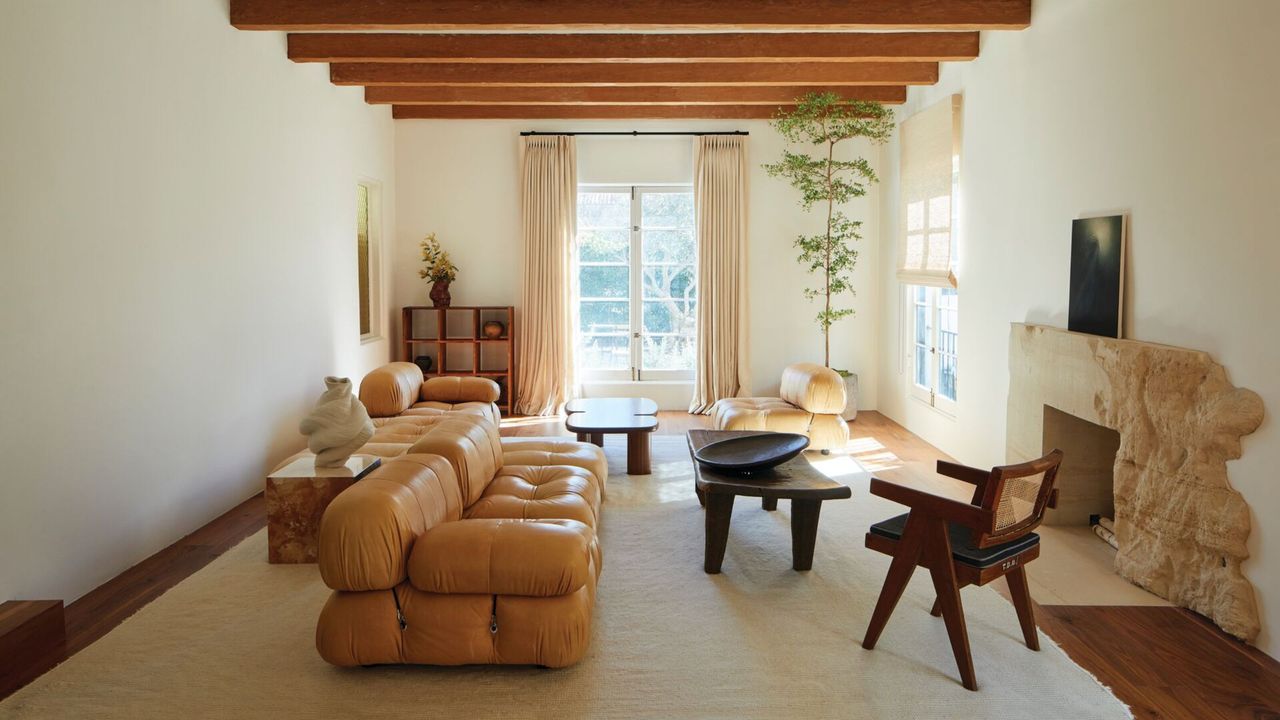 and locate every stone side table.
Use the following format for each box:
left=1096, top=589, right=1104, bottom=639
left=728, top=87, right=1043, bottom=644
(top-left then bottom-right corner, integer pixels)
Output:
left=265, top=454, right=381, bottom=564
